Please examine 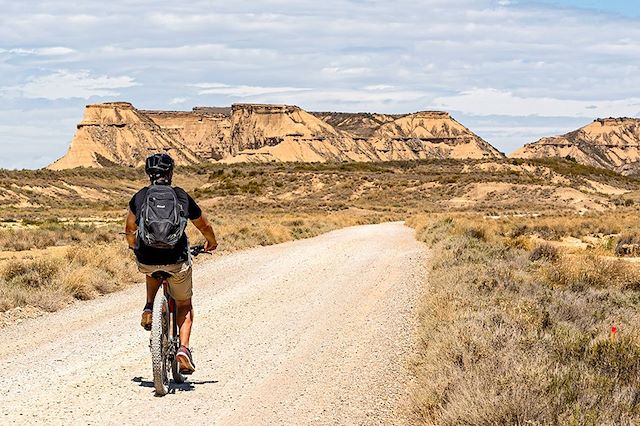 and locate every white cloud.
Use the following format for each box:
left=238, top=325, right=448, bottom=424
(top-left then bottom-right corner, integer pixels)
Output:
left=96, top=43, right=275, bottom=61
left=321, top=67, right=372, bottom=77
left=193, top=83, right=311, bottom=97
left=35, top=47, right=76, bottom=56
left=0, top=47, right=76, bottom=56
left=195, top=85, right=431, bottom=112
left=169, top=97, right=188, bottom=105
left=4, top=70, right=138, bottom=100
left=434, top=89, right=640, bottom=118
left=364, top=85, right=396, bottom=91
